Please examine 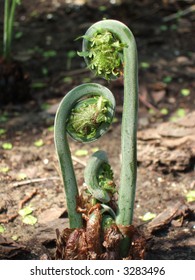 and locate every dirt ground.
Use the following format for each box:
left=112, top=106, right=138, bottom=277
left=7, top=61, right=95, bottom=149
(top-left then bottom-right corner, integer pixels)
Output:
left=0, top=0, right=195, bottom=259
